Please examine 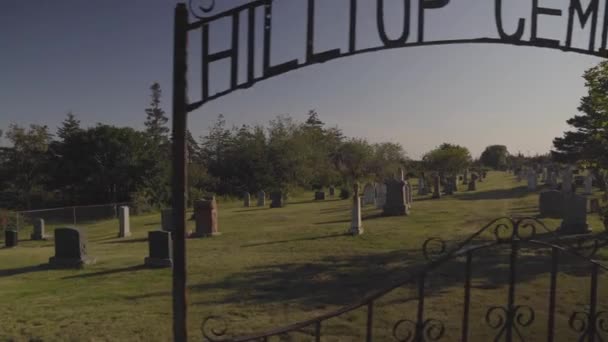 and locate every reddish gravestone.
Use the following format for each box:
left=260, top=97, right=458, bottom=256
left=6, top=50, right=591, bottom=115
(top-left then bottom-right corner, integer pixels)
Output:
left=191, top=197, right=220, bottom=238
